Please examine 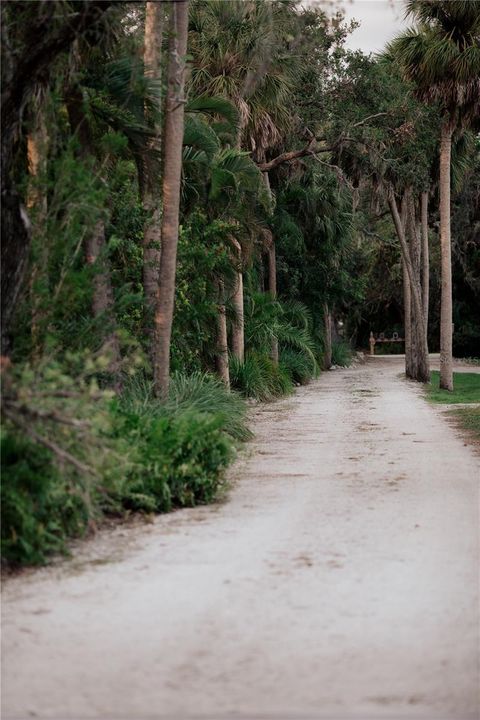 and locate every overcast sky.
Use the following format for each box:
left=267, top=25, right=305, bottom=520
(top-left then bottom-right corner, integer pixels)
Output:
left=305, top=0, right=409, bottom=55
